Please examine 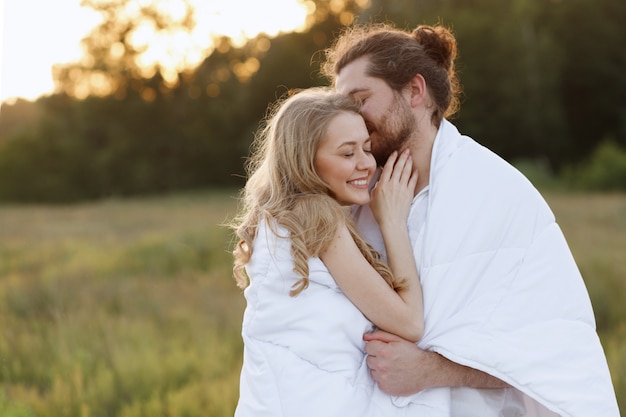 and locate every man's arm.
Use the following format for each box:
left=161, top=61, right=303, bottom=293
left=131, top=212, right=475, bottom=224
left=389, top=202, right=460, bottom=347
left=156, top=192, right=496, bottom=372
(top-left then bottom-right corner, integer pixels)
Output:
left=363, top=330, right=509, bottom=396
